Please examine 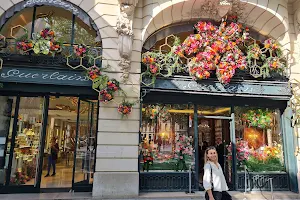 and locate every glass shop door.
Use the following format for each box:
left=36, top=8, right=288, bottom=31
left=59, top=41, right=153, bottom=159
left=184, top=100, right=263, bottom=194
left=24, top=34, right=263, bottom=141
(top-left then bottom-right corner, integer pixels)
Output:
left=72, top=99, right=98, bottom=192
left=3, top=96, right=47, bottom=193
left=198, top=115, right=235, bottom=190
